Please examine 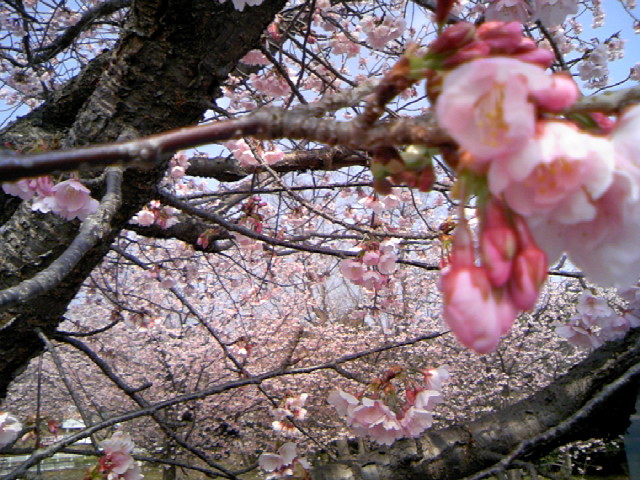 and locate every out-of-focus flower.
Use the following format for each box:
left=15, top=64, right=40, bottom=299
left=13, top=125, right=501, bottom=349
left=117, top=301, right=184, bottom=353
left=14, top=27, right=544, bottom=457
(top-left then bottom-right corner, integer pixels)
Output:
left=533, top=0, right=578, bottom=27
left=436, top=58, right=578, bottom=164
left=0, top=412, right=22, bottom=449
left=485, top=0, right=532, bottom=24
left=240, top=49, right=270, bottom=65
left=489, top=121, right=614, bottom=225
